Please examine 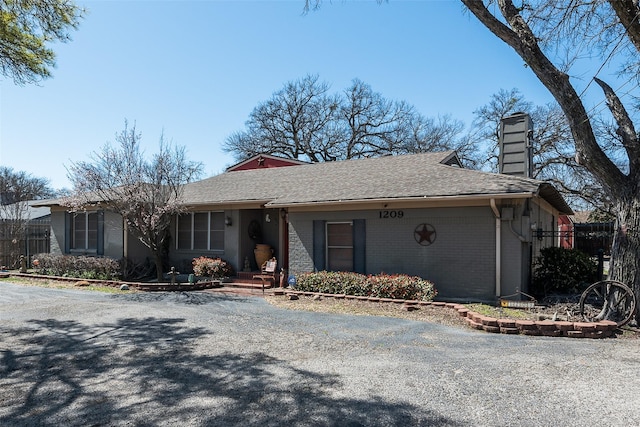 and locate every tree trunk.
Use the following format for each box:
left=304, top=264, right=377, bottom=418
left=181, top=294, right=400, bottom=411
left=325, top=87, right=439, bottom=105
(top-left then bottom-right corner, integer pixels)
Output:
left=609, top=194, right=640, bottom=324
left=154, top=253, right=165, bottom=283
left=461, top=0, right=640, bottom=324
